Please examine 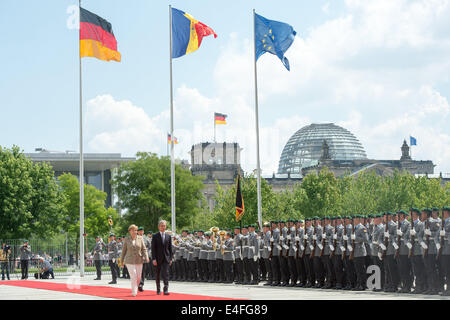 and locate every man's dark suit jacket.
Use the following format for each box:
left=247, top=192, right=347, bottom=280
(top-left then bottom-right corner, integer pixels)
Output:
left=151, top=232, right=173, bottom=265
